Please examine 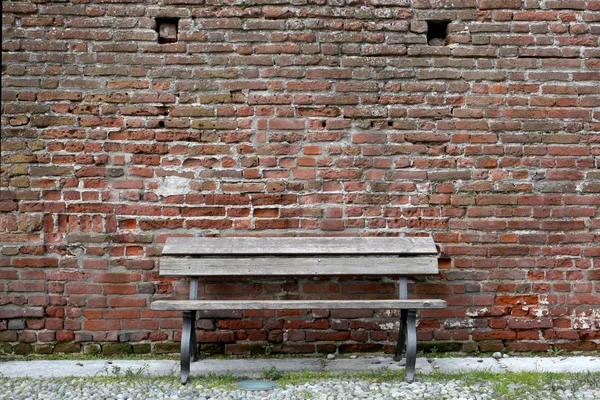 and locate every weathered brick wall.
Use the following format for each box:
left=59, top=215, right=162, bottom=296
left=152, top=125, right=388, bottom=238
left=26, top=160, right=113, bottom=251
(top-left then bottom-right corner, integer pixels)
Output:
left=1, top=0, right=599, bottom=356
